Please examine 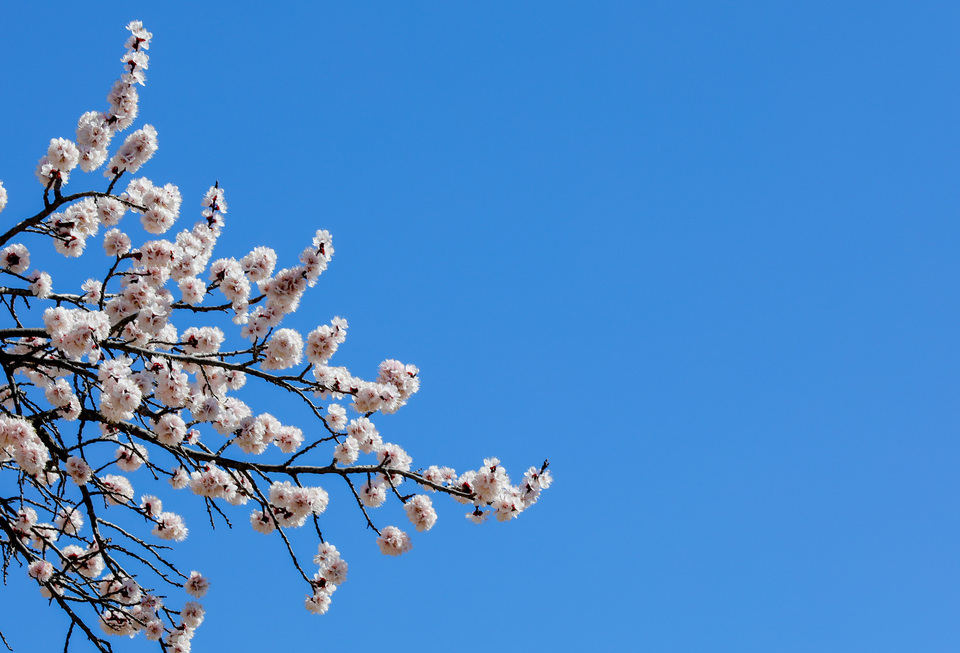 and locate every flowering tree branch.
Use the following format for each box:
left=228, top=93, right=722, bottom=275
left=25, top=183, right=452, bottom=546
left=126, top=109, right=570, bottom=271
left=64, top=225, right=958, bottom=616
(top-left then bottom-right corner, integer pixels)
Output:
left=0, top=20, right=550, bottom=653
